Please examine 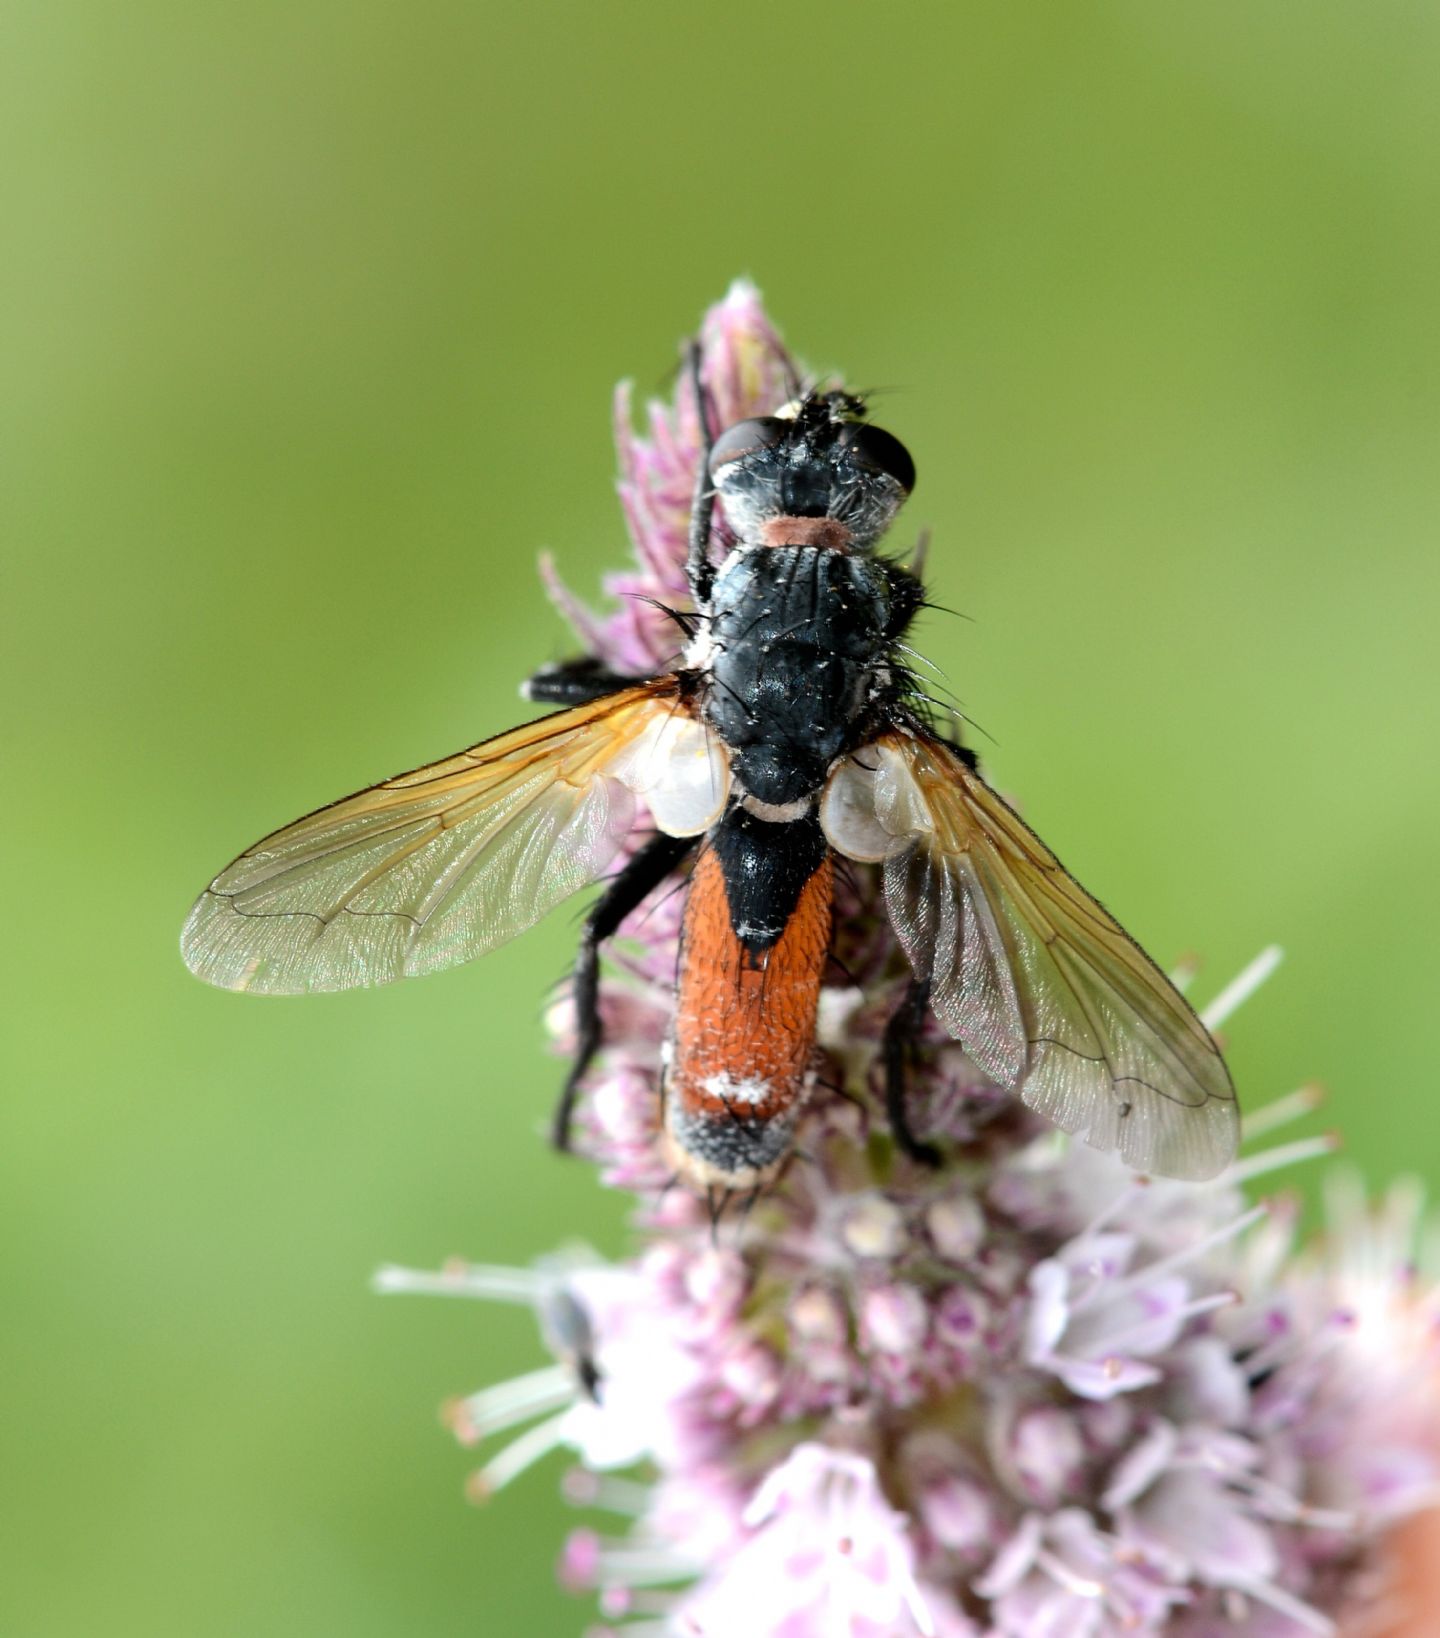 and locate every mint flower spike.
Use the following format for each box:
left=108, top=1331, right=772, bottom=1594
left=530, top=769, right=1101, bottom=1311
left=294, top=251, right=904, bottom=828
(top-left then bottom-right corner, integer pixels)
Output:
left=383, top=287, right=1440, bottom=1636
